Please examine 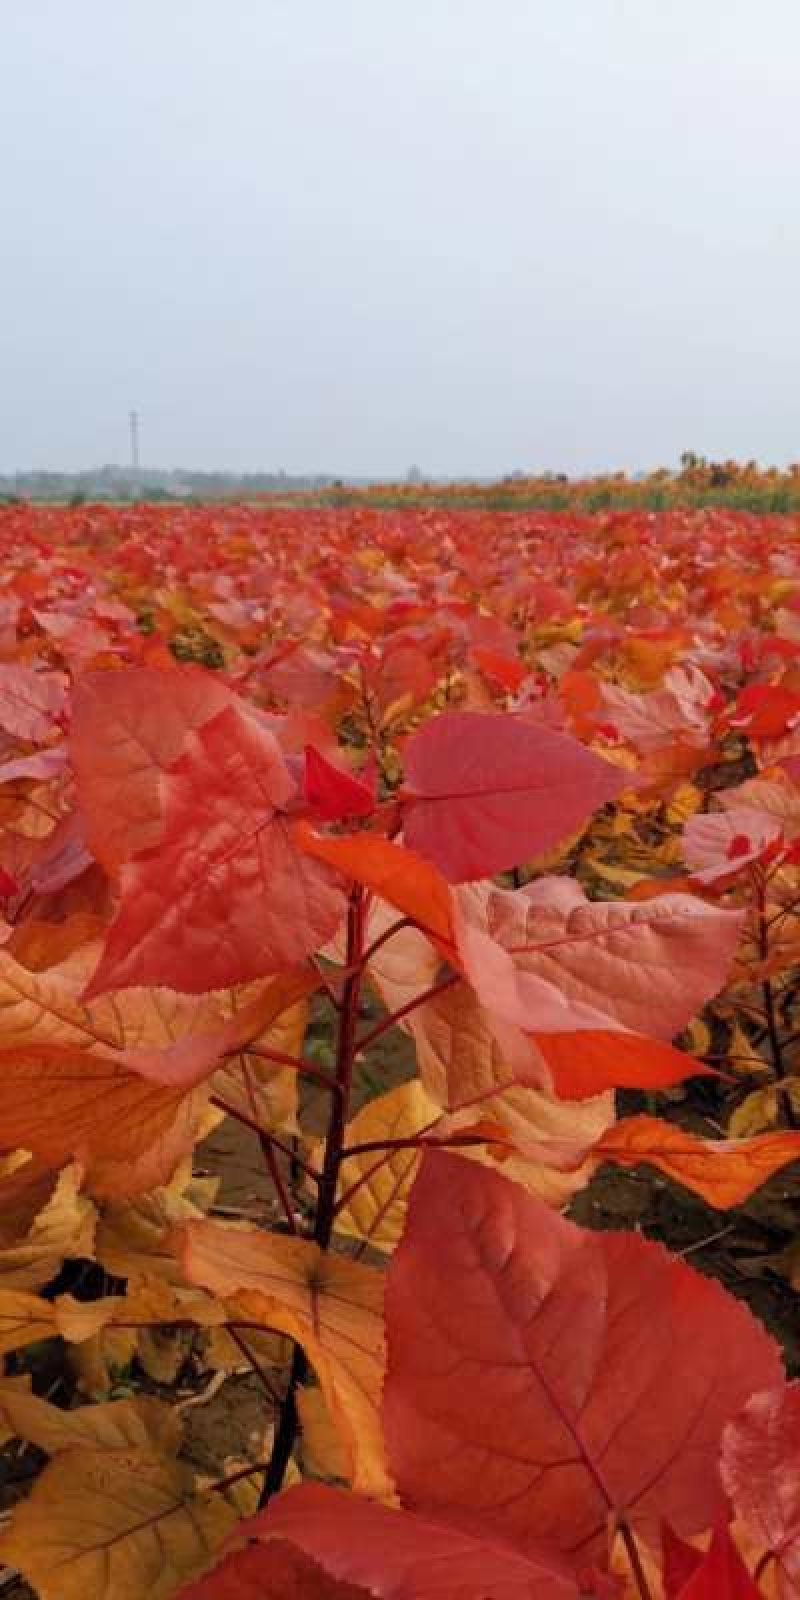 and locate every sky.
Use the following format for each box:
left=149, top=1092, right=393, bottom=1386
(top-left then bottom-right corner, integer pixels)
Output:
left=2, top=0, right=800, bottom=478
